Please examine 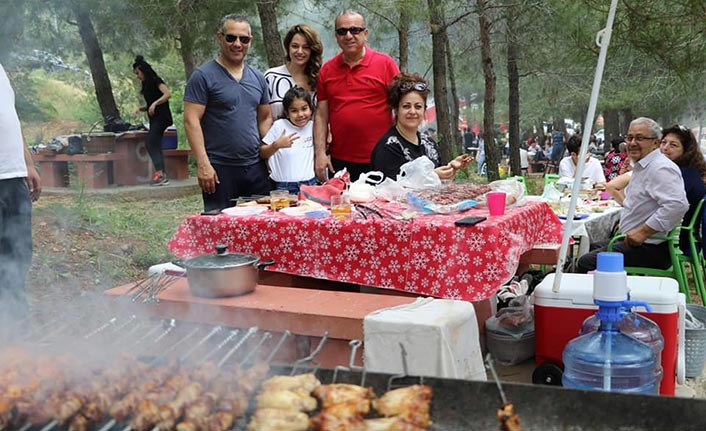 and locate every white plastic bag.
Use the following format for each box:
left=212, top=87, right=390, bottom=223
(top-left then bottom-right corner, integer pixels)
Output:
left=374, top=177, right=406, bottom=202
left=476, top=178, right=526, bottom=208
left=397, top=156, right=442, bottom=190
left=349, top=171, right=383, bottom=203
left=541, top=182, right=562, bottom=201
